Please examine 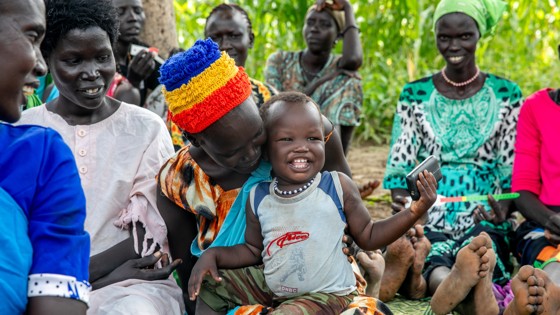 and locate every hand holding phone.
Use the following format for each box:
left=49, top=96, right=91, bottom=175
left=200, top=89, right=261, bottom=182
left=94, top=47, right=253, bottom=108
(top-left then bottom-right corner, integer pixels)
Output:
left=406, top=155, right=442, bottom=200
left=129, top=44, right=165, bottom=65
